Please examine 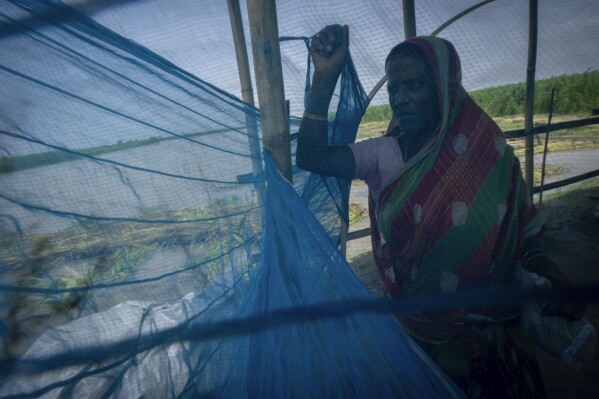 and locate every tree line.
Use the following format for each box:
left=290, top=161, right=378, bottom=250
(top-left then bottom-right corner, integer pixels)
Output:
left=361, top=70, right=598, bottom=123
